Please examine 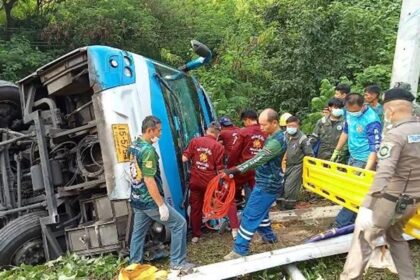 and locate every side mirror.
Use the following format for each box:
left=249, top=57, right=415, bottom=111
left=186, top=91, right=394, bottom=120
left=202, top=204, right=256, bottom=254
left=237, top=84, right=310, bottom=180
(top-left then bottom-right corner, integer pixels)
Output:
left=191, top=40, right=211, bottom=59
